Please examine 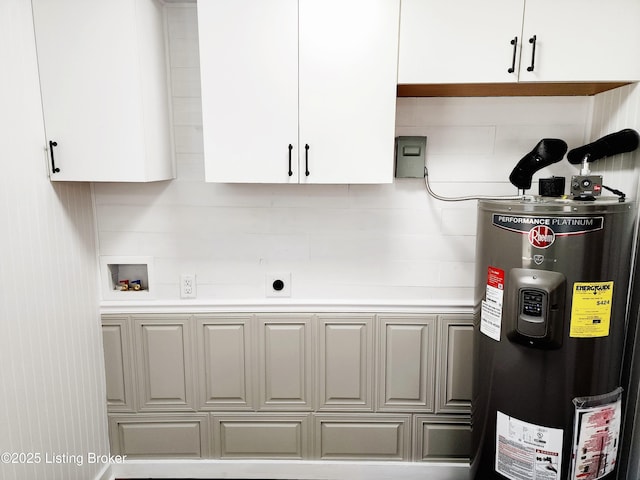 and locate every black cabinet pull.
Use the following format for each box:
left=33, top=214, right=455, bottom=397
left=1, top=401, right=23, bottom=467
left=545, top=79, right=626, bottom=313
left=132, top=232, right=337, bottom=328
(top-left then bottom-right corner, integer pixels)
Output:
left=507, top=36, right=518, bottom=73
left=49, top=140, right=60, bottom=173
left=526, top=35, right=537, bottom=72
left=288, top=144, right=293, bottom=176
left=304, top=144, right=310, bottom=176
